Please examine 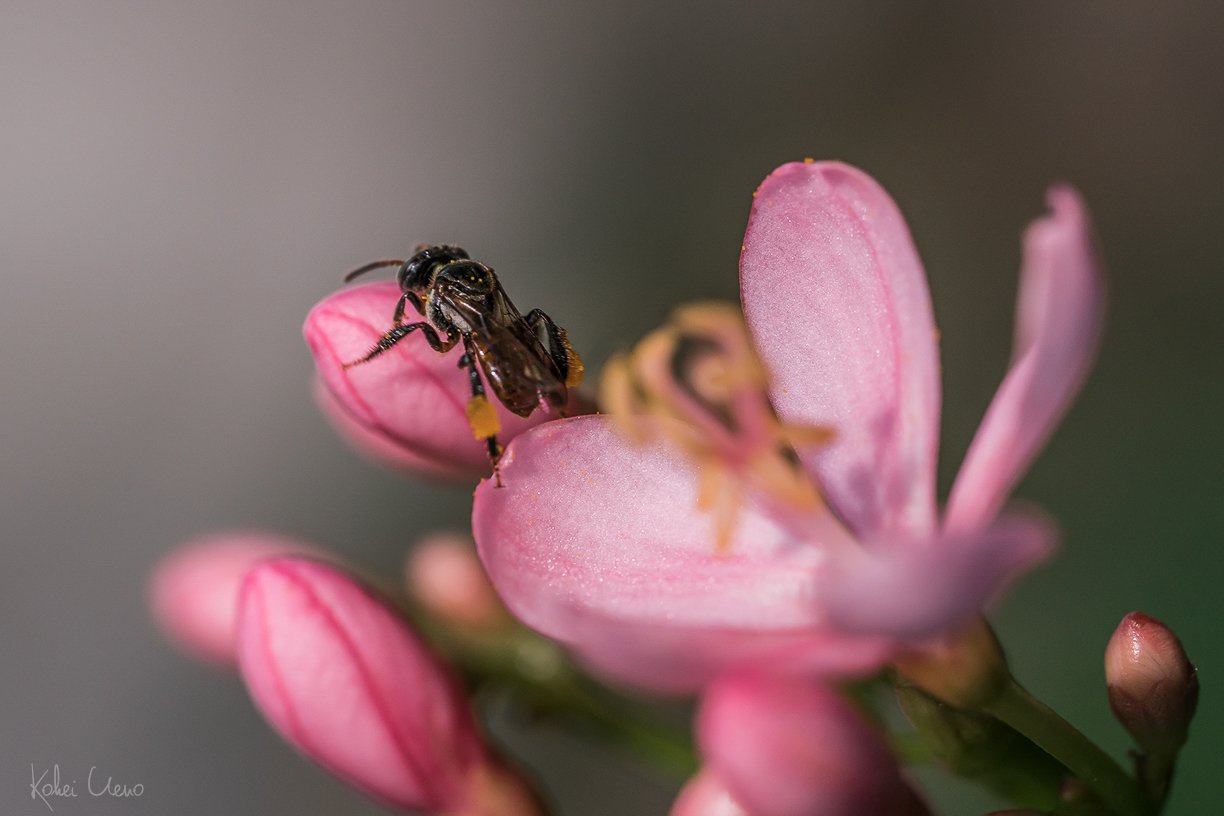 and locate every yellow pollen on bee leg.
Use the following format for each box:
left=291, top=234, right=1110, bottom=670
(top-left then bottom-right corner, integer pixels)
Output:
left=466, top=395, right=501, bottom=440
left=565, top=347, right=585, bottom=388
